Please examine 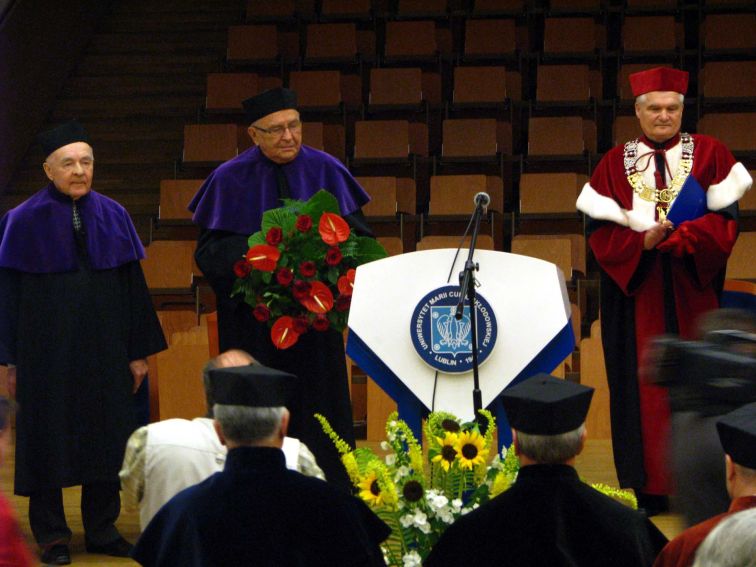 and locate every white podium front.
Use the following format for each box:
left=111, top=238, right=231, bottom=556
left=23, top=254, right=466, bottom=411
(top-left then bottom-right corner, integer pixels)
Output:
left=346, top=249, right=575, bottom=446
